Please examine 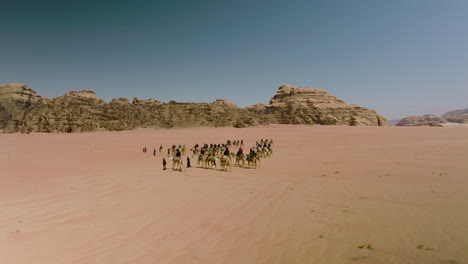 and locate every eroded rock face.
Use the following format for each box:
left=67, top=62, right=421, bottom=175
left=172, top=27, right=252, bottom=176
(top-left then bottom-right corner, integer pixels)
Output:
left=445, top=114, right=468, bottom=124
left=0, top=83, right=388, bottom=133
left=0, top=83, right=48, bottom=132
left=442, top=108, right=468, bottom=119
left=396, top=115, right=447, bottom=127
left=441, top=108, right=468, bottom=124
left=132, top=98, right=161, bottom=105
left=249, top=85, right=387, bottom=126
left=109, top=97, right=130, bottom=106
